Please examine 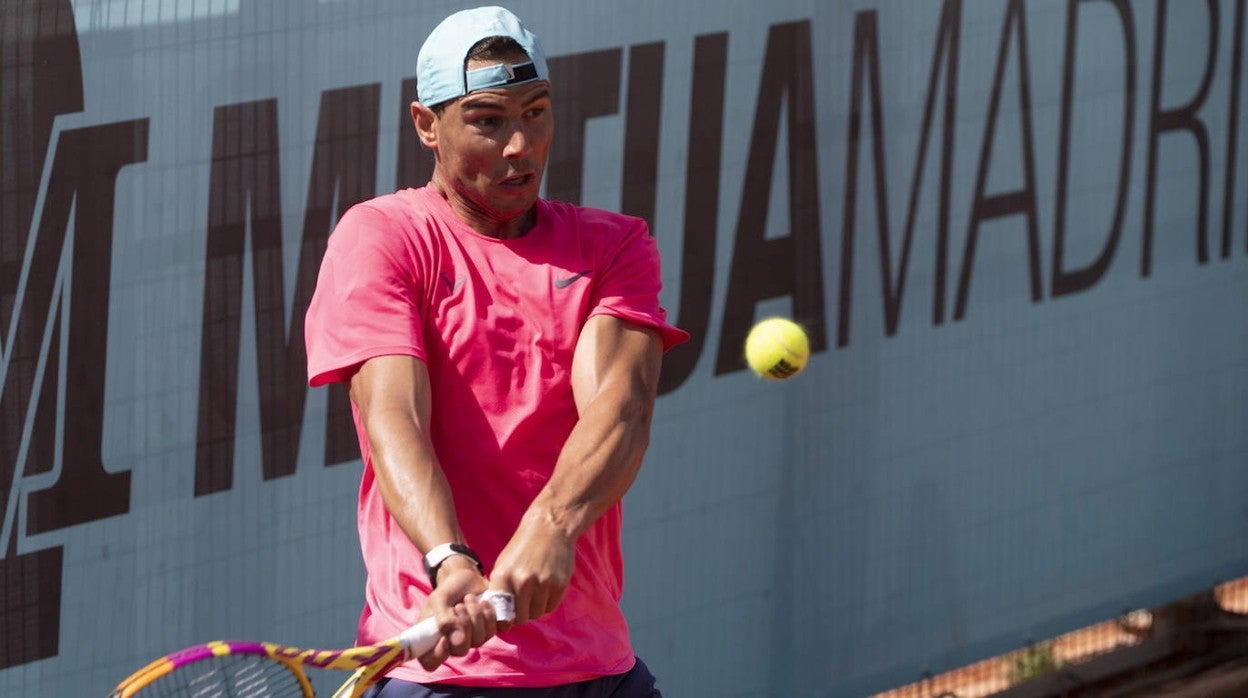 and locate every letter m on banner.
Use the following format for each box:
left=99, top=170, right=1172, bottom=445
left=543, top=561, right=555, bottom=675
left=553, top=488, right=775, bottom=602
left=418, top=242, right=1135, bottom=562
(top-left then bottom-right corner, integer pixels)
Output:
left=0, top=0, right=147, bottom=668
left=194, top=85, right=380, bottom=497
